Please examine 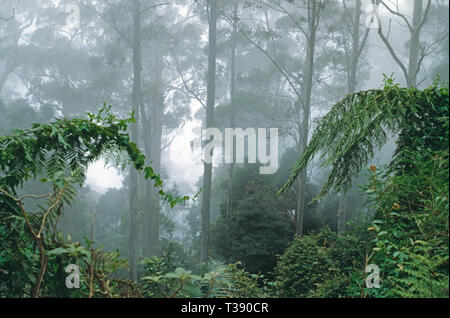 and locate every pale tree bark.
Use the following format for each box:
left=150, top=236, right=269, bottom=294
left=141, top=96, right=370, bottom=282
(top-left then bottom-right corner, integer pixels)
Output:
left=129, top=0, right=143, bottom=281
left=295, top=0, right=325, bottom=237
left=337, top=191, right=347, bottom=234
left=148, top=91, right=163, bottom=256
left=200, top=0, right=218, bottom=264
left=226, top=6, right=238, bottom=219
left=378, top=0, right=432, bottom=88
left=141, top=40, right=164, bottom=257
left=338, top=0, right=370, bottom=234
left=225, top=0, right=327, bottom=236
